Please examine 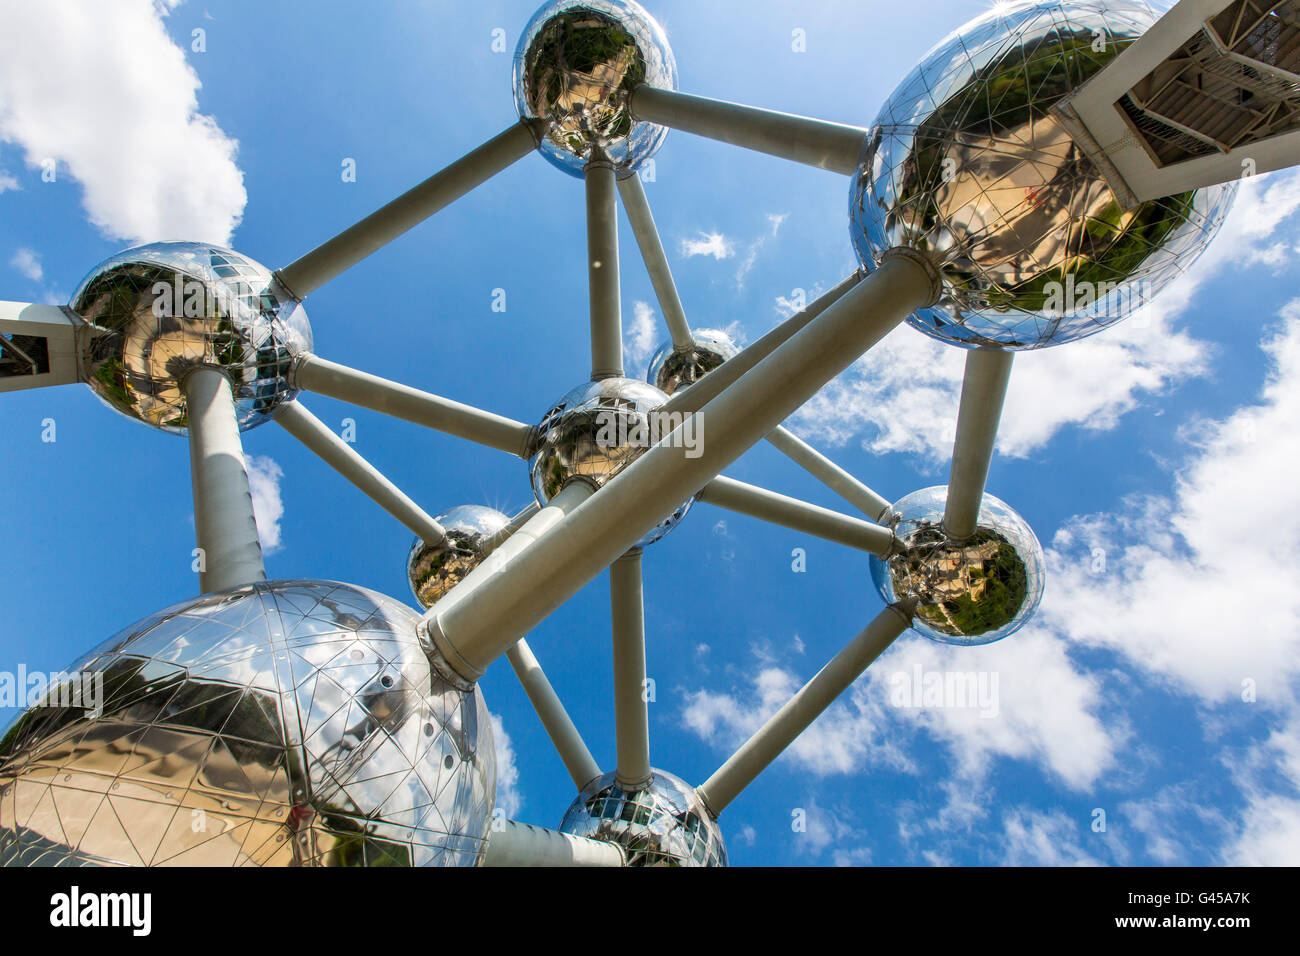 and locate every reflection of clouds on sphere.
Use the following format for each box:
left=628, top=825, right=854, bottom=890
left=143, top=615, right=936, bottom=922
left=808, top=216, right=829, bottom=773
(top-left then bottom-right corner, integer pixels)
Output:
left=514, top=0, right=677, bottom=177
left=529, top=377, right=691, bottom=546
left=70, top=241, right=311, bottom=433
left=870, top=487, right=1045, bottom=646
left=407, top=506, right=510, bottom=610
left=646, top=328, right=739, bottom=396
left=849, top=0, right=1236, bottom=350
left=558, top=769, right=727, bottom=866
left=0, top=581, right=494, bottom=867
